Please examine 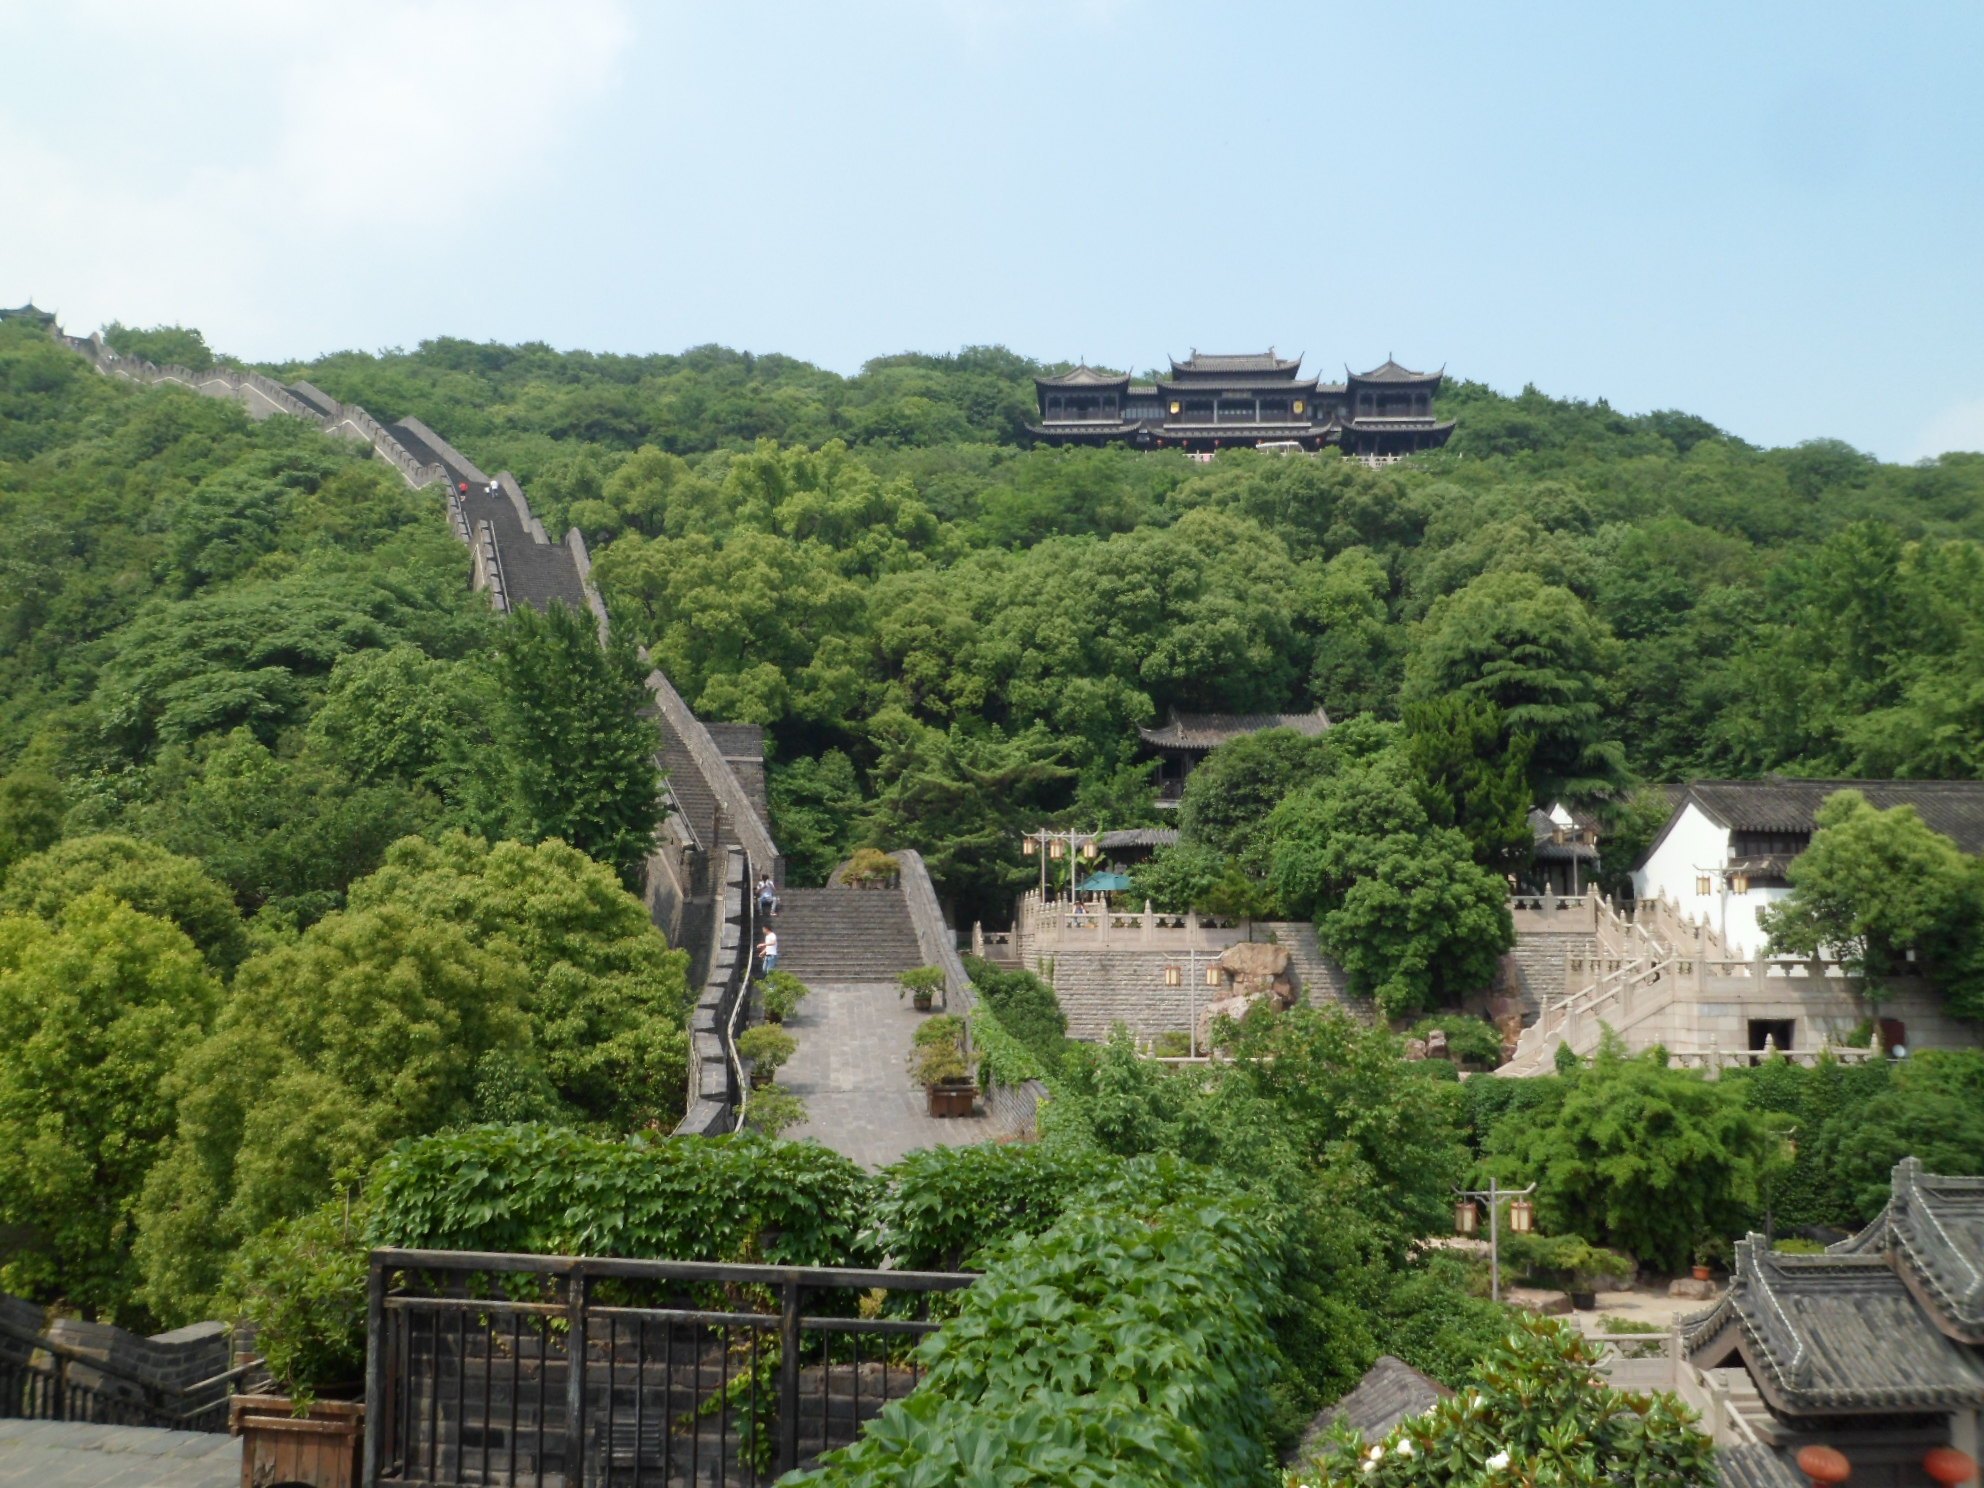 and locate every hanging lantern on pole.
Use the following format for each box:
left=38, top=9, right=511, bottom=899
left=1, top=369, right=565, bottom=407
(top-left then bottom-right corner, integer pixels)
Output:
left=1022, top=835, right=1036, bottom=856
left=1049, top=840, right=1064, bottom=860
left=1509, top=1197, right=1535, bottom=1234
left=1454, top=1200, right=1479, bottom=1238
left=1082, top=838, right=1099, bottom=860
left=1164, top=964, right=1182, bottom=987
